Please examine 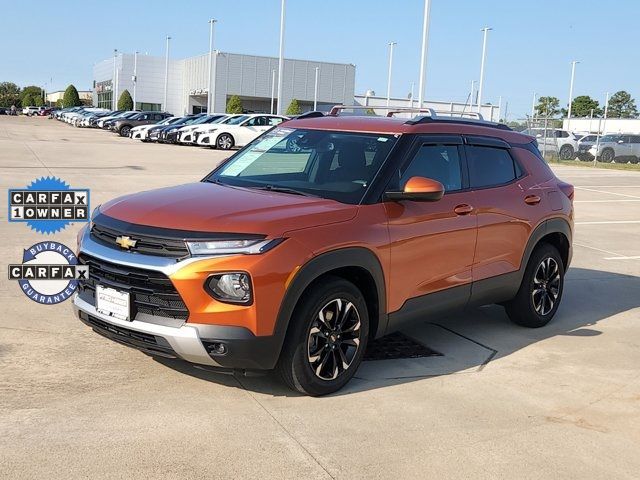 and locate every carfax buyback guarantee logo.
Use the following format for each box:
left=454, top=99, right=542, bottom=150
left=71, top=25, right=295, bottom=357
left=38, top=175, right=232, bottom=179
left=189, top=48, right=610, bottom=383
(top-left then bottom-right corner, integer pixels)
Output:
left=8, top=176, right=90, bottom=234
left=8, top=241, right=88, bottom=304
